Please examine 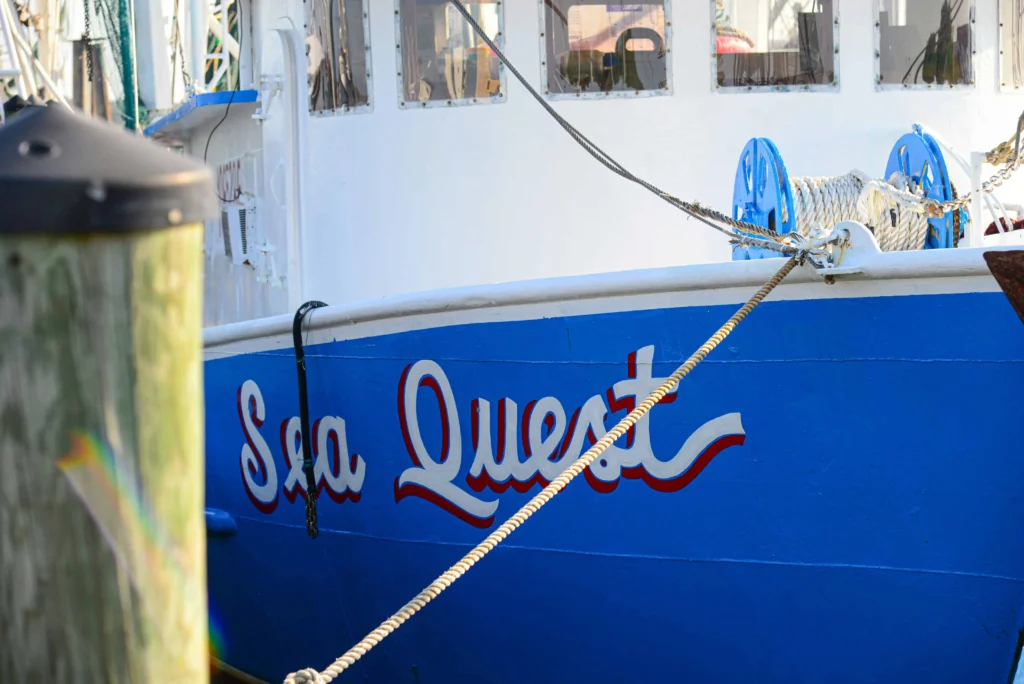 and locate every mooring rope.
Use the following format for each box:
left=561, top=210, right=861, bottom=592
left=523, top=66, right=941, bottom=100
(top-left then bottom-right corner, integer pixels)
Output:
left=282, top=255, right=802, bottom=684
left=277, top=7, right=1024, bottom=678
